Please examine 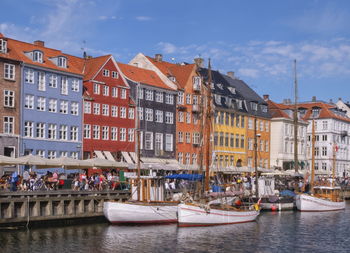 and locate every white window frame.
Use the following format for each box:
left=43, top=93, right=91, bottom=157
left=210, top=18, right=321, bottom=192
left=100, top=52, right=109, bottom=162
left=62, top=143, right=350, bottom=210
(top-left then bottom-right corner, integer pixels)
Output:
left=84, top=124, right=91, bottom=139
left=111, top=127, right=118, bottom=141
left=165, top=134, right=173, bottom=151
left=48, top=124, right=57, bottom=139
left=120, top=128, right=126, bottom=141
left=3, top=116, right=14, bottom=134
left=25, top=95, right=34, bottom=109
left=33, top=51, right=43, bottom=63
left=84, top=101, right=91, bottom=114
left=72, top=79, right=79, bottom=92
left=112, top=71, right=118, bottom=79
left=93, top=83, right=100, bottom=94
left=60, top=125, right=68, bottom=140
left=112, top=87, right=118, bottom=97
left=103, top=85, right=109, bottom=96
left=155, top=91, right=163, bottom=103
left=4, top=63, right=15, bottom=80
left=25, top=69, right=34, bottom=84
left=121, top=88, right=127, bottom=99
left=155, top=110, right=163, bottom=123
left=49, top=74, right=57, bottom=88
left=93, top=103, right=100, bottom=115
left=111, top=106, right=118, bottom=117
left=38, top=72, right=46, bottom=91
left=71, top=102, right=79, bottom=116
left=128, top=108, right=135, bottom=119
left=145, top=108, right=153, bottom=121
left=102, top=104, right=109, bottom=116
left=165, top=94, right=174, bottom=104
left=120, top=107, right=127, bottom=118
left=93, top=125, right=100, bottom=139
left=145, top=89, right=153, bottom=101
left=165, top=112, right=174, bottom=124
left=145, top=131, right=153, bottom=150
left=102, top=126, right=109, bottom=140
left=37, top=97, right=46, bottom=111
left=70, top=126, right=78, bottom=140
left=48, top=99, right=57, bottom=113
left=128, top=128, right=135, bottom=142
left=103, top=69, right=110, bottom=77
left=4, top=90, right=15, bottom=108
left=61, top=76, right=68, bottom=95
